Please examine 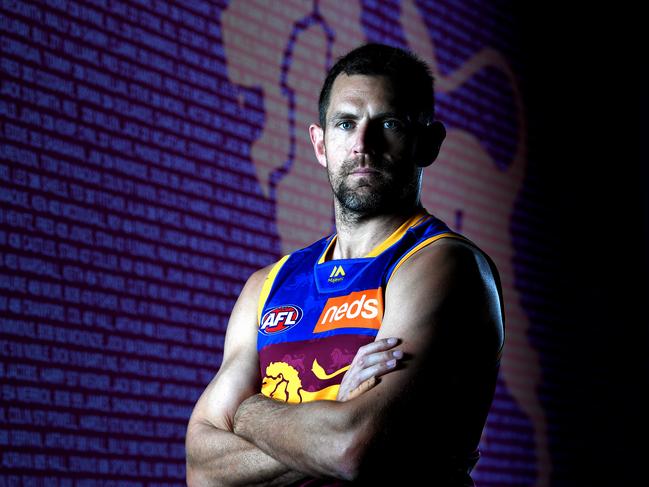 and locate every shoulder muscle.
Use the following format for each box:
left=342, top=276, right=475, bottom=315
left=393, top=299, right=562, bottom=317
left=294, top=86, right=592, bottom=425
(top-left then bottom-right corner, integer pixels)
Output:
left=382, top=238, right=504, bottom=360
